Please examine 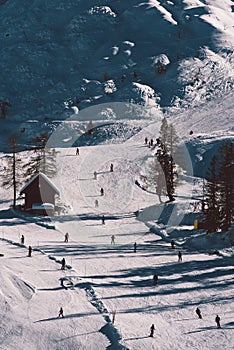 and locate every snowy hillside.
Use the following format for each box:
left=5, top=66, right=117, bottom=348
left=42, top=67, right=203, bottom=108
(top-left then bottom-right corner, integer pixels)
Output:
left=0, top=0, right=233, bottom=349
left=0, top=0, right=234, bottom=149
